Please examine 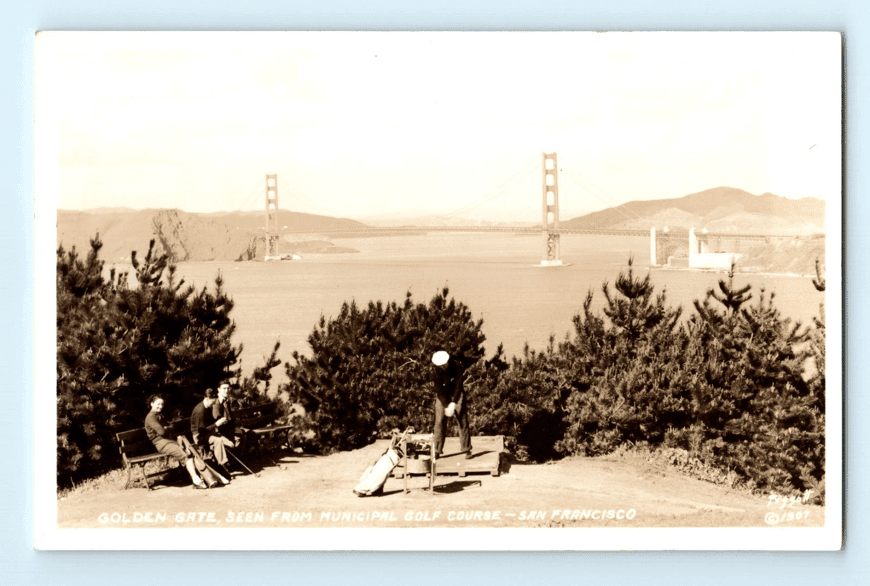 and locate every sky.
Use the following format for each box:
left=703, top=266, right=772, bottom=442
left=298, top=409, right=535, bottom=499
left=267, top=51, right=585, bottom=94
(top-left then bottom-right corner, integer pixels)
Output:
left=37, top=32, right=842, bottom=221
